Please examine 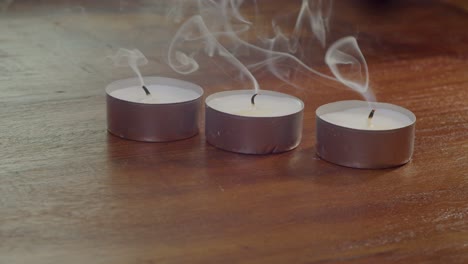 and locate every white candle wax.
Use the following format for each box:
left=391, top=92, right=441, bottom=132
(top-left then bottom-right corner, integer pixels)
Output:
left=206, top=90, right=303, bottom=117
left=320, top=106, right=412, bottom=130
left=316, top=100, right=416, bottom=168
left=110, top=84, right=200, bottom=104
